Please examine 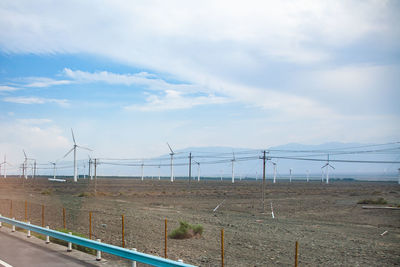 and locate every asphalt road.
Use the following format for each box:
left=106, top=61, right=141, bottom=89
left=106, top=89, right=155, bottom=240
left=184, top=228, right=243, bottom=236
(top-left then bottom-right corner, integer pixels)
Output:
left=0, top=230, right=98, bottom=267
